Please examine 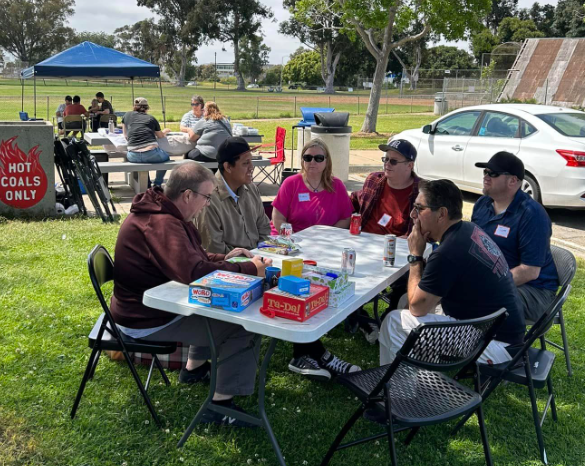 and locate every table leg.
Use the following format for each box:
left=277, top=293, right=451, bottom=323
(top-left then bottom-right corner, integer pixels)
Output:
left=177, top=323, right=287, bottom=466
